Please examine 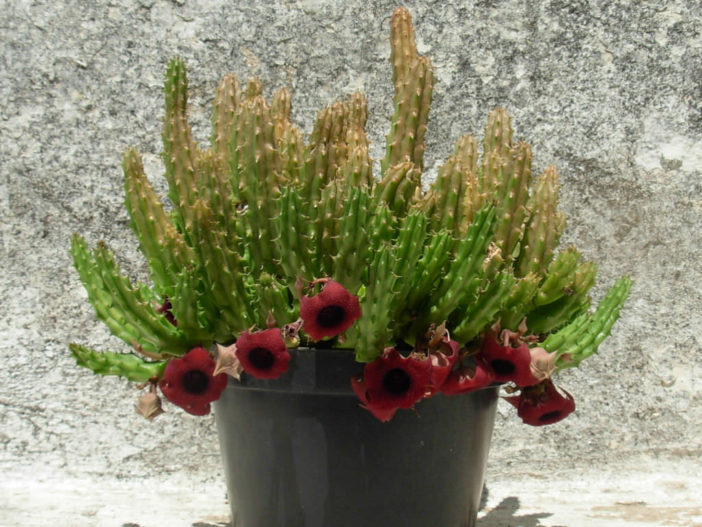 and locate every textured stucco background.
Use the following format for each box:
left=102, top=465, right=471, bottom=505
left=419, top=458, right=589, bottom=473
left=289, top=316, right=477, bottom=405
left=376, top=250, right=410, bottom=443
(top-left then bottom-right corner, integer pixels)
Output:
left=1, top=0, right=701, bottom=525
